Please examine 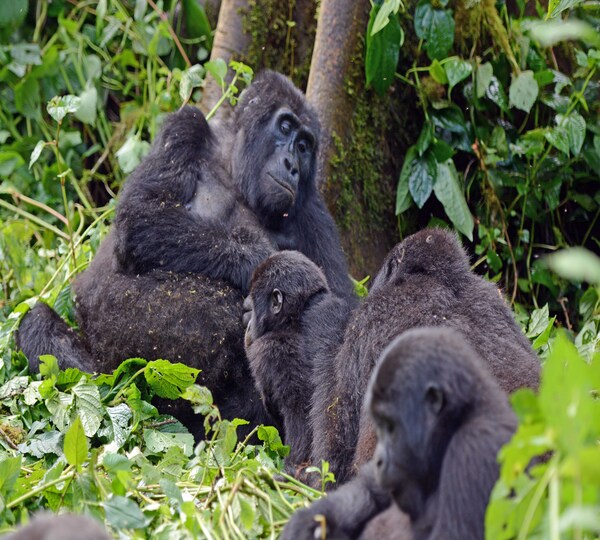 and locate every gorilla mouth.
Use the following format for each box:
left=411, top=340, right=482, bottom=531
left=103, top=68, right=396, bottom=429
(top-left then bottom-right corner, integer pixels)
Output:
left=268, top=173, right=295, bottom=200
